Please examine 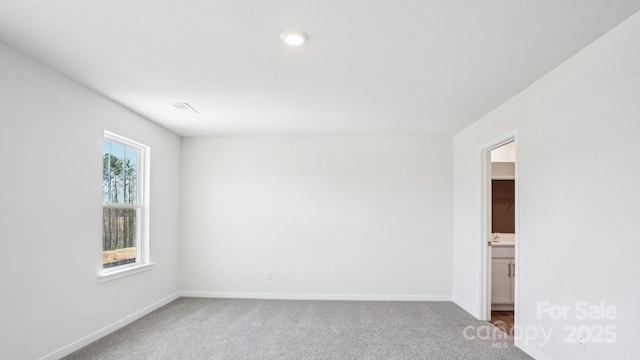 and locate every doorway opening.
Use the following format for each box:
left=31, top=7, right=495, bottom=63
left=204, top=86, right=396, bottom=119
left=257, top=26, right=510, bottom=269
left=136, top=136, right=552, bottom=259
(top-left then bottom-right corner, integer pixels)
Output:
left=480, top=137, right=517, bottom=337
